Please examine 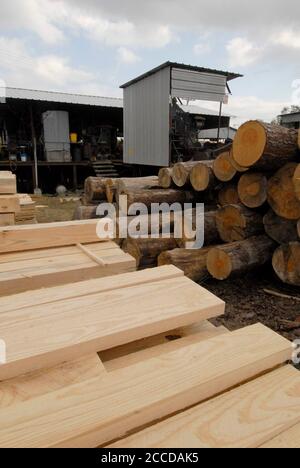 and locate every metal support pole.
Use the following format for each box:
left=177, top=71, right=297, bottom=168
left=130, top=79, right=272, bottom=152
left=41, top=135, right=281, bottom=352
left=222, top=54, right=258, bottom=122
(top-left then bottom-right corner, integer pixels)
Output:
left=217, top=101, right=223, bottom=143
left=29, top=104, right=40, bottom=194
